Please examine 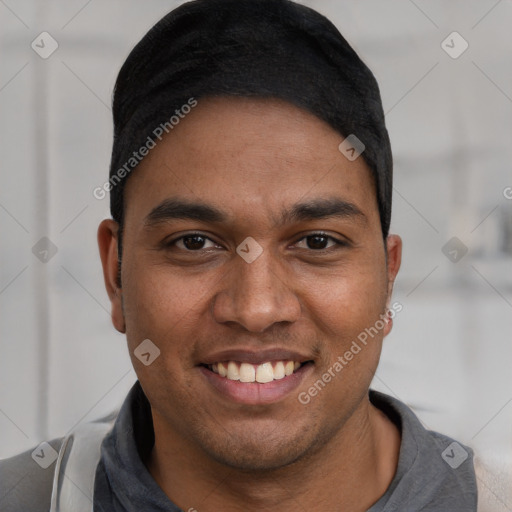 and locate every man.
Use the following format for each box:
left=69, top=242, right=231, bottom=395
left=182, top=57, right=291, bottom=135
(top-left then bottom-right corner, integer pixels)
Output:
left=0, top=0, right=477, bottom=510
